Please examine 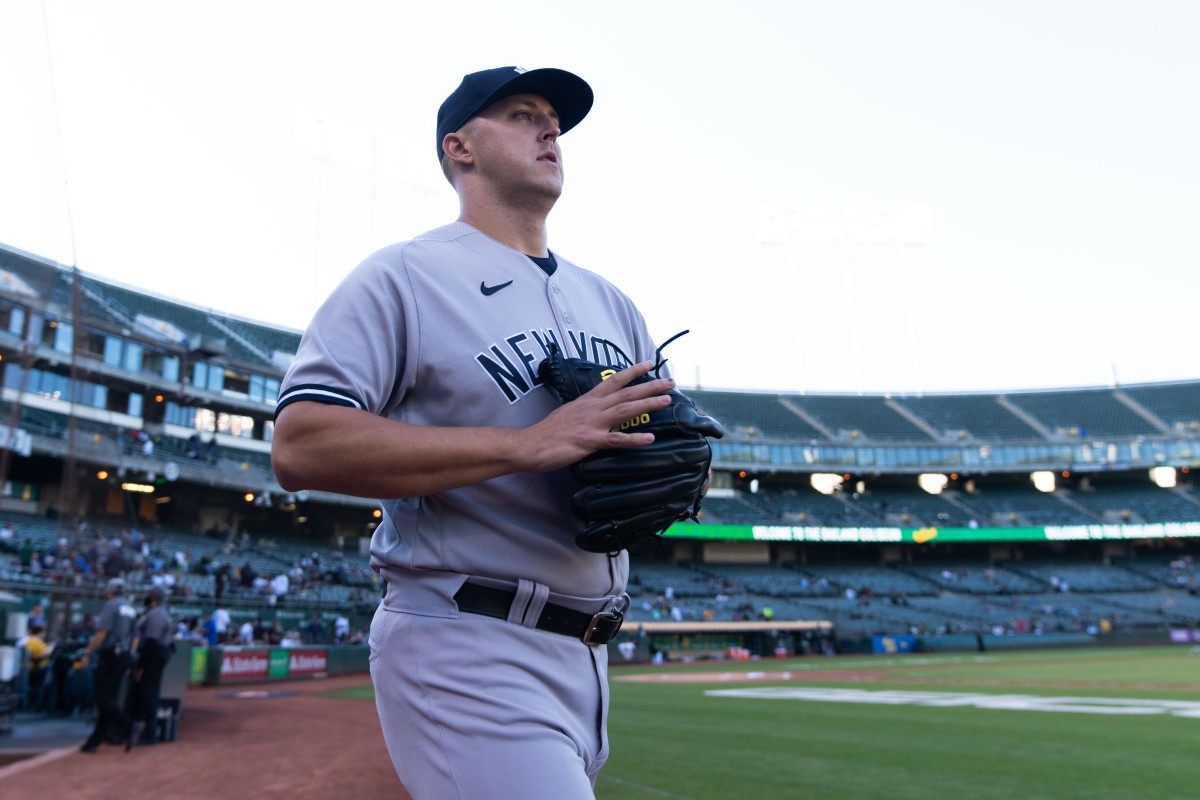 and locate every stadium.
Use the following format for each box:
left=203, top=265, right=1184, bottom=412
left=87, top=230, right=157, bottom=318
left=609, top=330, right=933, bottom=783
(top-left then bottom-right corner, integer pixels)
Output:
left=0, top=241, right=1198, bottom=799
left=2, top=4, right=1198, bottom=797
